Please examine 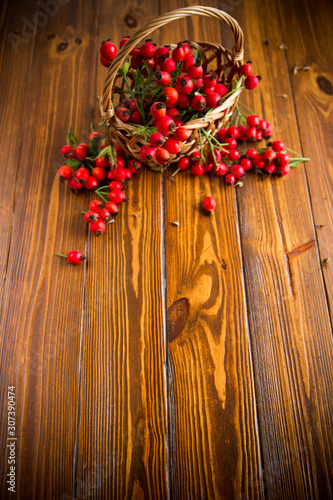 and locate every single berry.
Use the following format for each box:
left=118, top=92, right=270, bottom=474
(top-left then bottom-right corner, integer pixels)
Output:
left=276, top=164, right=290, bottom=177
left=96, top=156, right=108, bottom=168
left=154, top=46, right=169, bottom=64
left=191, top=95, right=206, bottom=111
left=189, top=152, right=201, bottom=163
left=226, top=137, right=237, bottom=149
left=177, top=94, right=190, bottom=109
left=228, top=126, right=240, bottom=139
left=172, top=42, right=186, bottom=62
left=105, top=201, right=118, bottom=214
left=100, top=41, right=117, bottom=61
left=61, top=145, right=75, bottom=158
left=230, top=164, right=245, bottom=178
left=156, top=148, right=170, bottom=164
left=173, top=127, right=191, bottom=142
left=89, top=219, right=105, bottom=236
left=140, top=145, right=157, bottom=161
left=129, top=98, right=140, bottom=111
left=161, top=87, right=179, bottom=106
left=150, top=102, right=166, bottom=119
left=131, top=111, right=142, bottom=124
left=215, top=83, right=228, bottom=96
left=155, top=70, right=171, bottom=87
left=246, top=148, right=258, bottom=159
left=182, top=42, right=191, bottom=56
left=111, top=167, right=127, bottom=182
left=191, top=163, right=205, bottom=176
left=140, top=40, right=155, bottom=59
left=68, top=177, right=82, bottom=191
left=164, top=138, right=181, bottom=154
left=85, top=176, right=99, bottom=190
left=207, top=149, right=222, bottom=163
left=240, top=158, right=252, bottom=171
left=203, top=72, right=218, bottom=88
left=246, top=115, right=260, bottom=127
left=271, top=140, right=285, bottom=152
left=239, top=62, right=253, bottom=76
left=187, top=62, right=203, bottom=79
left=116, top=107, right=131, bottom=122
left=156, top=115, right=176, bottom=135
left=213, top=162, right=228, bottom=176
left=225, top=173, right=236, bottom=185
left=108, top=189, right=125, bottom=204
left=167, top=108, right=181, bottom=120
left=100, top=56, right=111, bottom=67
left=149, top=132, right=165, bottom=148
left=89, top=199, right=104, bottom=212
left=98, top=208, right=112, bottom=222
left=193, top=78, right=203, bottom=91
left=75, top=144, right=89, bottom=161
left=84, top=211, right=98, bottom=223
left=228, top=149, right=240, bottom=161
left=119, top=36, right=130, bottom=49
left=175, top=75, right=194, bottom=95
left=126, top=159, right=142, bottom=173
left=202, top=196, right=216, bottom=211
left=109, top=181, right=123, bottom=191
left=263, top=164, right=276, bottom=175
left=92, top=167, right=107, bottom=182
left=160, top=57, right=176, bottom=73
left=56, top=250, right=85, bottom=265
left=182, top=54, right=195, bottom=72
left=206, top=92, right=223, bottom=108
left=177, top=157, right=190, bottom=170
left=58, top=165, right=73, bottom=181
left=74, top=167, right=89, bottom=185
left=245, top=75, right=260, bottom=90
